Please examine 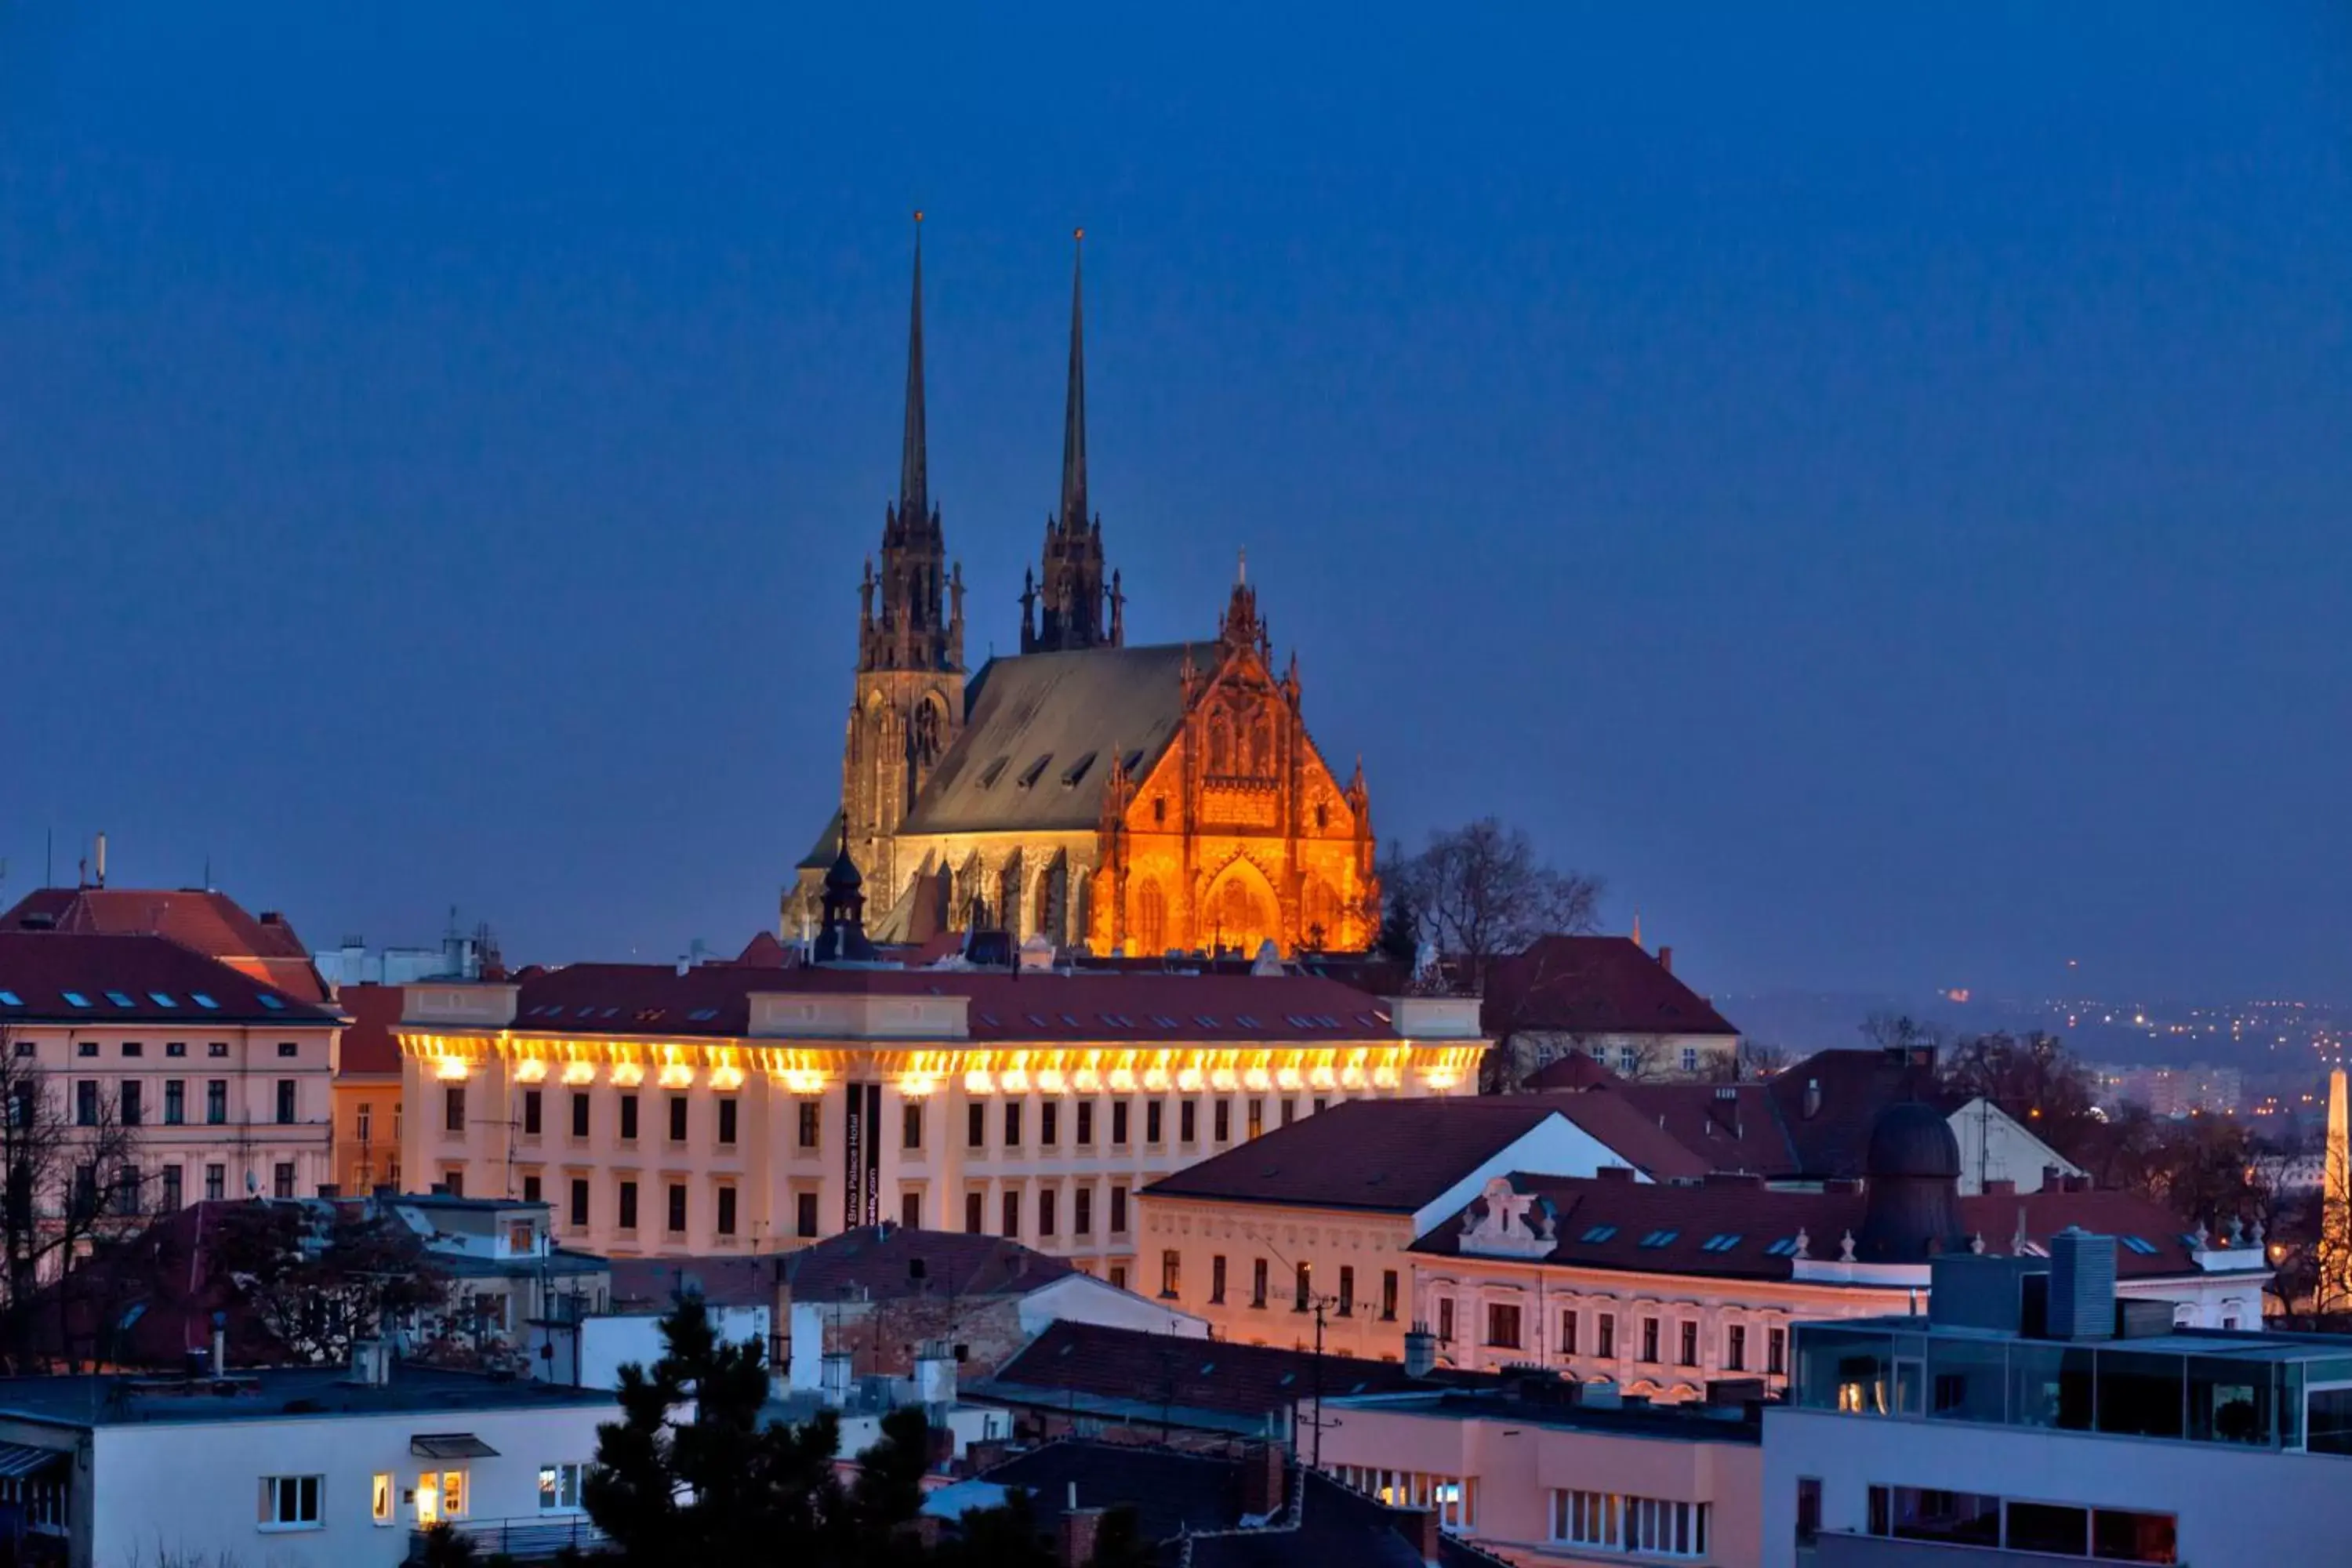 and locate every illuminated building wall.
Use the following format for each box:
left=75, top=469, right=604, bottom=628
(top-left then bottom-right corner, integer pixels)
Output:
left=397, top=981, right=1483, bottom=1282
